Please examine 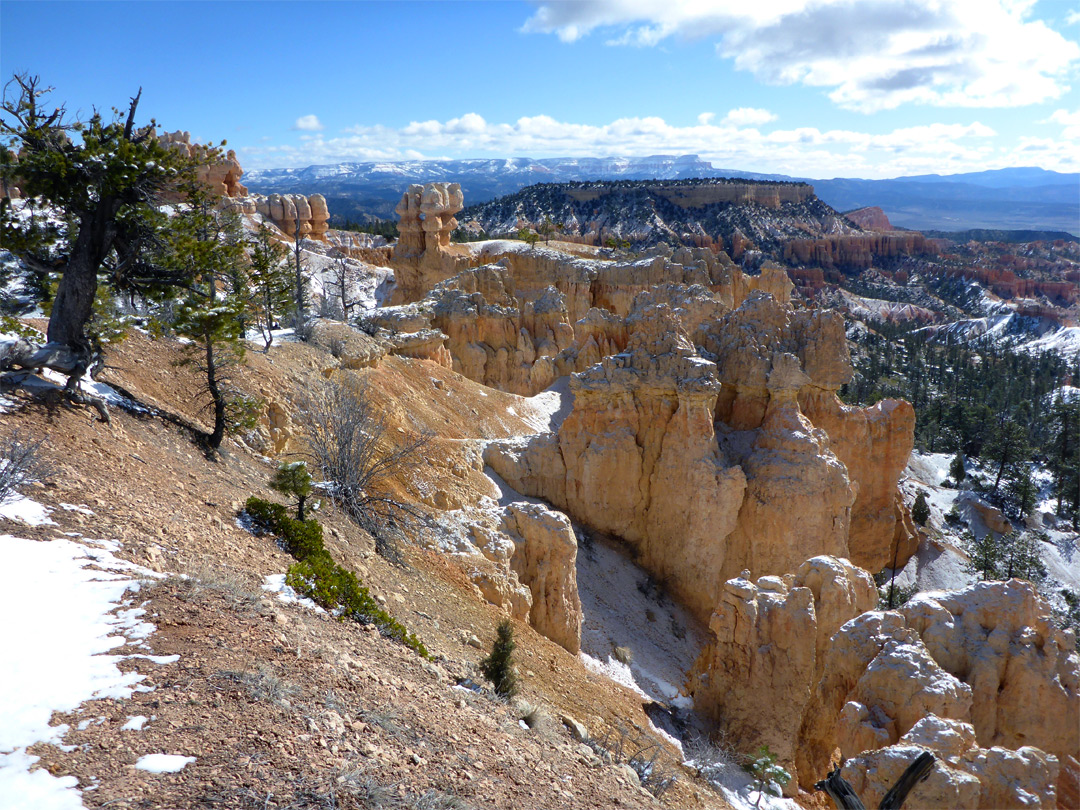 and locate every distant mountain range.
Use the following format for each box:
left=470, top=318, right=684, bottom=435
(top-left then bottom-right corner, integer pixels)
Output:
left=244, top=156, right=1079, bottom=235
